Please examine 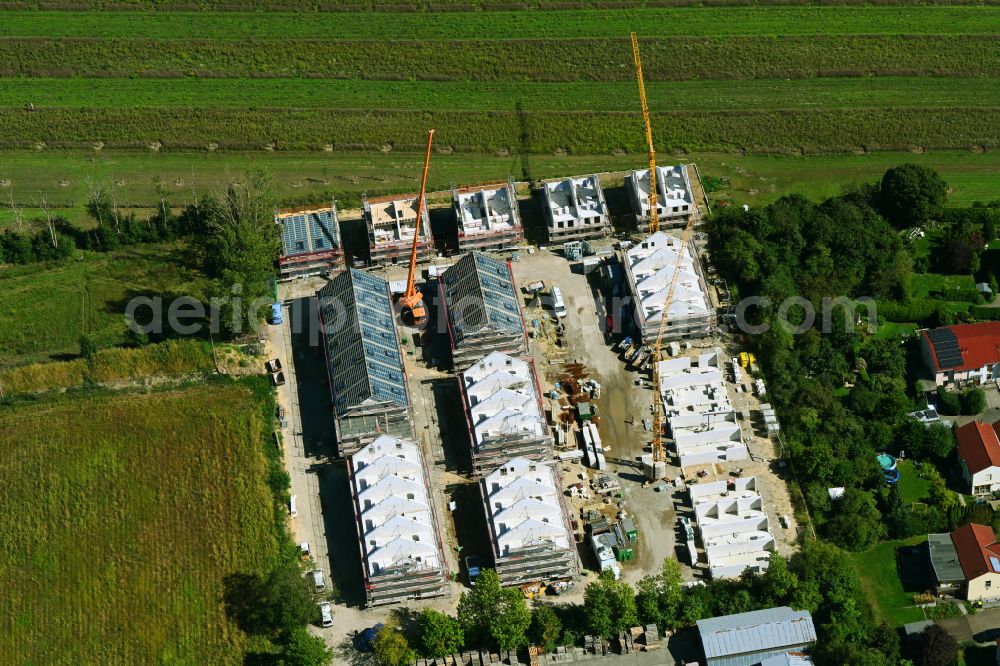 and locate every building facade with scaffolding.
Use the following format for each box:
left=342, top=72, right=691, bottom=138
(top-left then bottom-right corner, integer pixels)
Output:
left=318, top=269, right=414, bottom=457
left=480, top=457, right=578, bottom=586
left=275, top=201, right=345, bottom=280
left=624, top=231, right=715, bottom=343
left=459, top=352, right=553, bottom=476
left=541, top=175, right=611, bottom=242
left=363, top=192, right=435, bottom=266
left=347, top=435, right=449, bottom=606
left=451, top=180, right=524, bottom=252
left=440, top=252, right=528, bottom=370
left=625, top=164, right=695, bottom=228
